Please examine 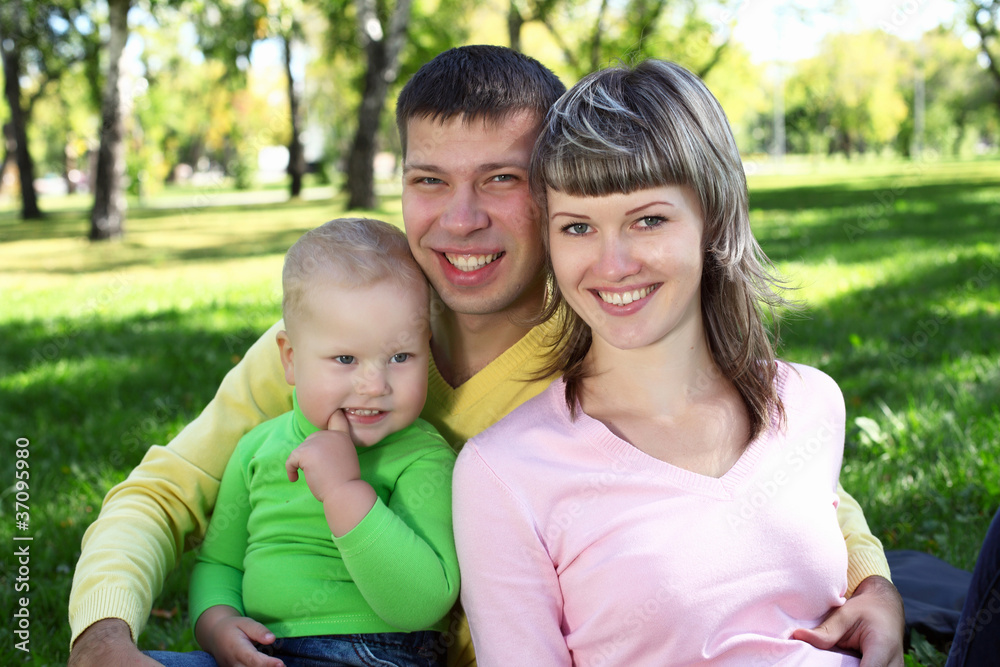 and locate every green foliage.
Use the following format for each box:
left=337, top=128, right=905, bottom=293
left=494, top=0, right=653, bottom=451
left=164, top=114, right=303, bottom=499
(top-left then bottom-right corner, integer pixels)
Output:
left=780, top=27, right=999, bottom=158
